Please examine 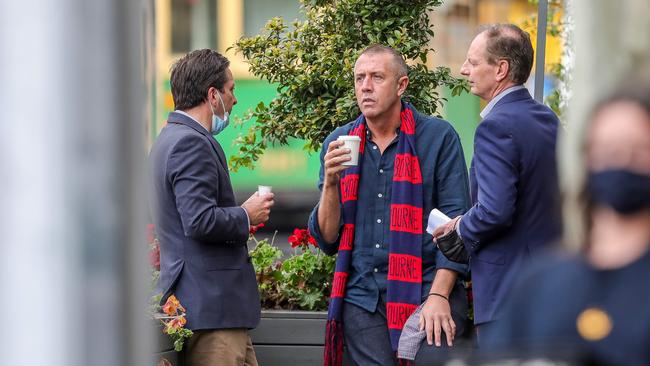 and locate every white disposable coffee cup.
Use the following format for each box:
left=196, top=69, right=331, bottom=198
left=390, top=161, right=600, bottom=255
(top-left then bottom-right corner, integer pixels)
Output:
left=336, top=135, right=361, bottom=166
left=258, top=185, right=272, bottom=196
